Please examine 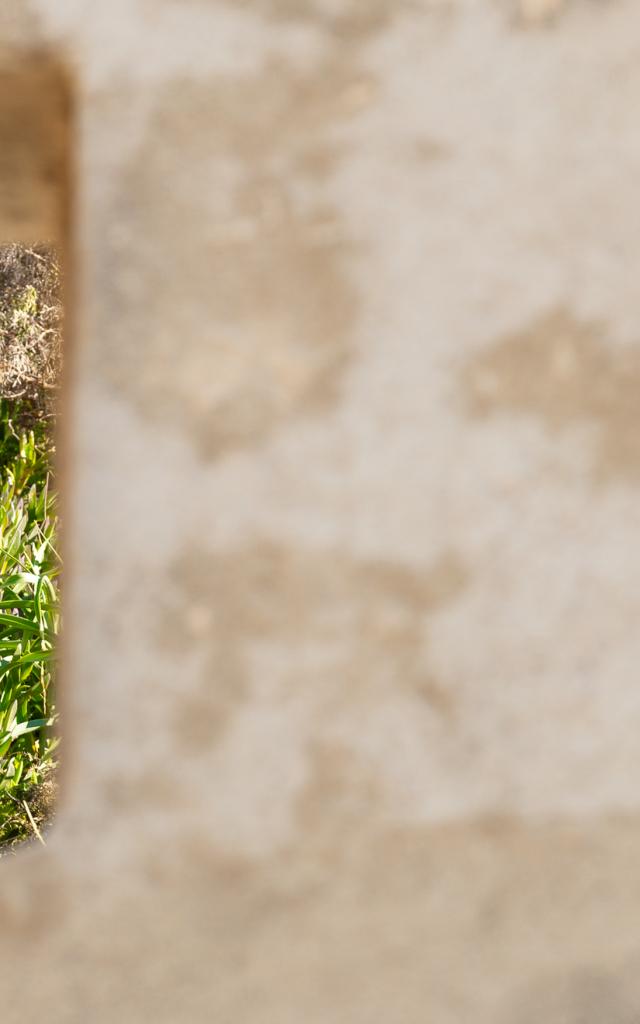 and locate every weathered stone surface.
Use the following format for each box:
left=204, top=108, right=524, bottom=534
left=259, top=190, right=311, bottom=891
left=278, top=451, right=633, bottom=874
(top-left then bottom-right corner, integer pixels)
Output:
left=1, top=0, right=640, bottom=1018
